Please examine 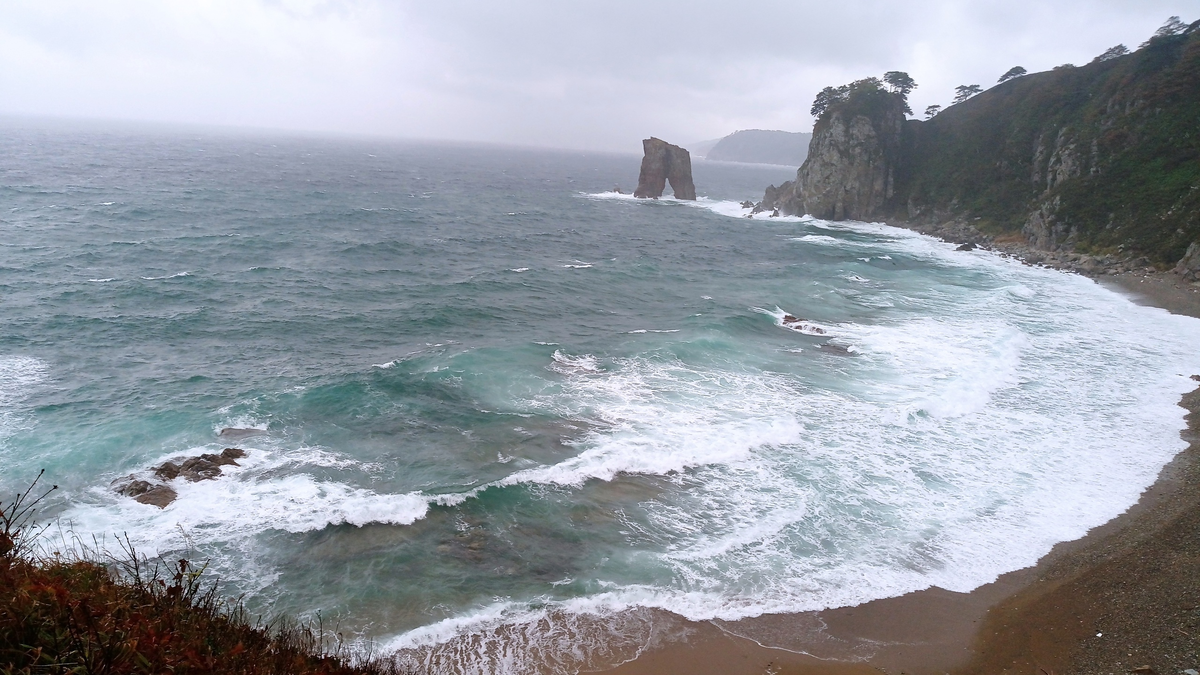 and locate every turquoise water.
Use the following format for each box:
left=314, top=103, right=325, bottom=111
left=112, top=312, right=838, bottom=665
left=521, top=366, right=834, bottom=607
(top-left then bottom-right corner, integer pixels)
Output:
left=2, top=121, right=1199, bottom=673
